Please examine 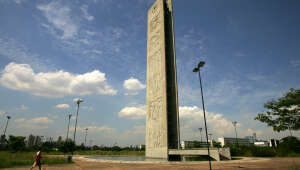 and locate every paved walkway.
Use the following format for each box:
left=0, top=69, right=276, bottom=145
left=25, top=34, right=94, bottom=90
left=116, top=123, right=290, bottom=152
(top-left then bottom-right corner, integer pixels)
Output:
left=2, top=157, right=300, bottom=170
